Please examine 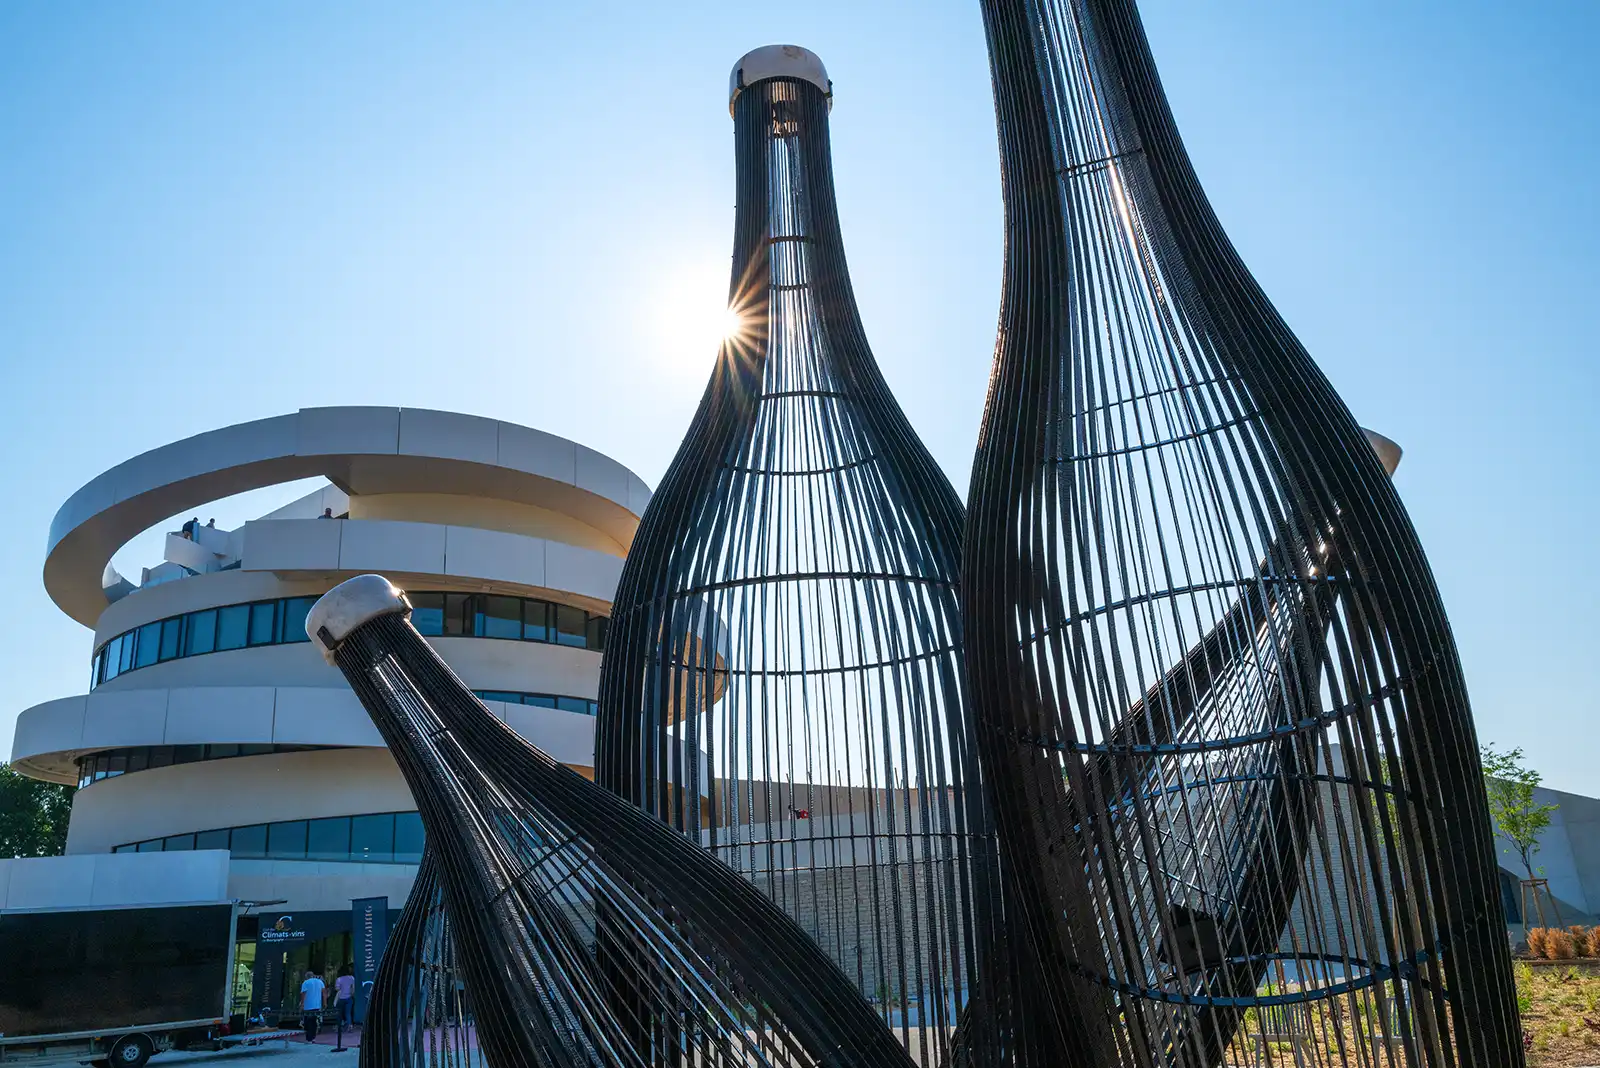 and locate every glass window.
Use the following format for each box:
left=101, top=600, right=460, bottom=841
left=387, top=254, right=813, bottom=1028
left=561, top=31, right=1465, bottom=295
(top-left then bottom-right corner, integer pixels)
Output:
left=126, top=750, right=149, bottom=774
left=209, top=743, right=241, bottom=759
left=130, top=623, right=158, bottom=668
left=307, top=817, right=351, bottom=861
left=216, top=605, right=249, bottom=651
left=230, top=824, right=267, bottom=859
left=173, top=744, right=205, bottom=765
left=443, top=594, right=471, bottom=637
left=557, top=697, right=594, bottom=716
left=239, top=744, right=273, bottom=757
left=410, top=593, right=444, bottom=636
left=248, top=602, right=276, bottom=646
left=91, top=652, right=103, bottom=688
left=163, top=833, right=195, bottom=851
left=104, top=753, right=127, bottom=778
left=186, top=609, right=217, bottom=655
left=524, top=694, right=557, bottom=708
left=394, top=812, right=424, bottom=865
left=118, top=633, right=135, bottom=674
left=477, top=596, right=521, bottom=640
left=146, top=746, right=174, bottom=770
left=279, top=597, right=315, bottom=643
left=555, top=605, right=586, bottom=648
left=137, top=839, right=163, bottom=852
left=350, top=814, right=394, bottom=862
left=522, top=600, right=549, bottom=642
left=158, top=618, right=182, bottom=661
left=112, top=843, right=132, bottom=854
left=266, top=820, right=308, bottom=859
left=477, top=691, right=520, bottom=704
left=195, top=828, right=229, bottom=851
left=586, top=615, right=608, bottom=651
